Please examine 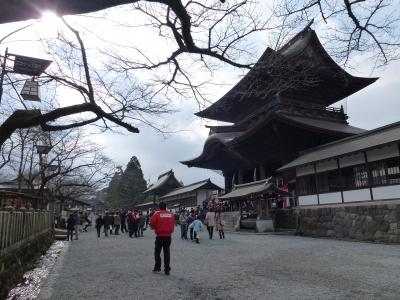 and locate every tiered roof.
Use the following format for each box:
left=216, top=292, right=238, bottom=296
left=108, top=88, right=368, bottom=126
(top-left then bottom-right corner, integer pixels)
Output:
left=182, top=25, right=377, bottom=173
left=196, top=25, right=377, bottom=123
